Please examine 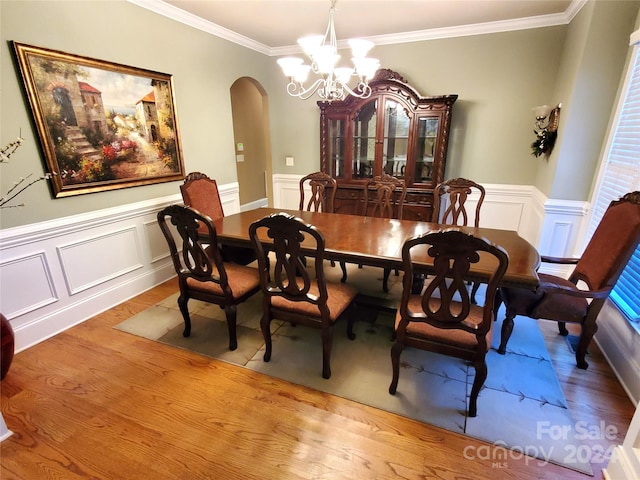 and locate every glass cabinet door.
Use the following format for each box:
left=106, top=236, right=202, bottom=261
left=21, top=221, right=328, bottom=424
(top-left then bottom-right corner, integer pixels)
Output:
left=352, top=99, right=377, bottom=179
left=328, top=117, right=346, bottom=178
left=383, top=100, right=410, bottom=179
left=415, top=116, right=440, bottom=183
